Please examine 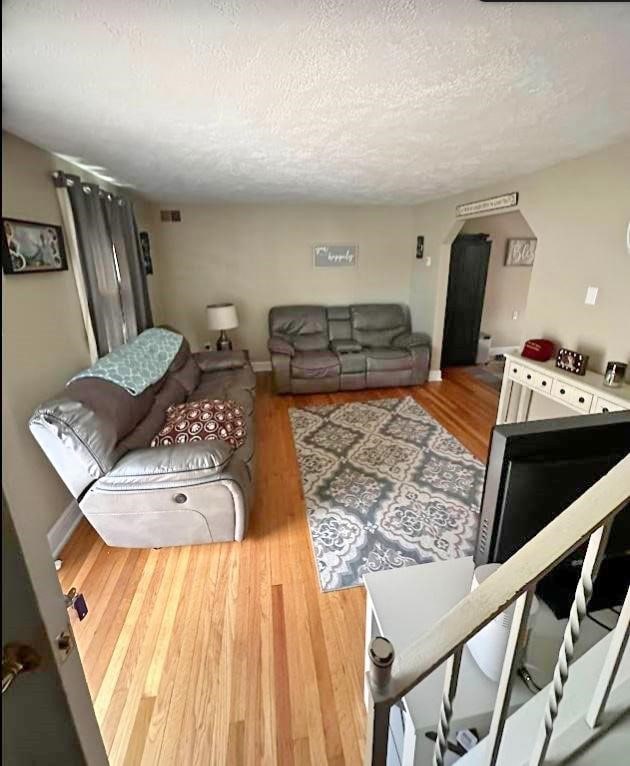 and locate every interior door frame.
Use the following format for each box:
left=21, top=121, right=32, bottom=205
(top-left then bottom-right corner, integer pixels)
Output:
left=430, top=205, right=527, bottom=379
left=440, top=233, right=491, bottom=368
